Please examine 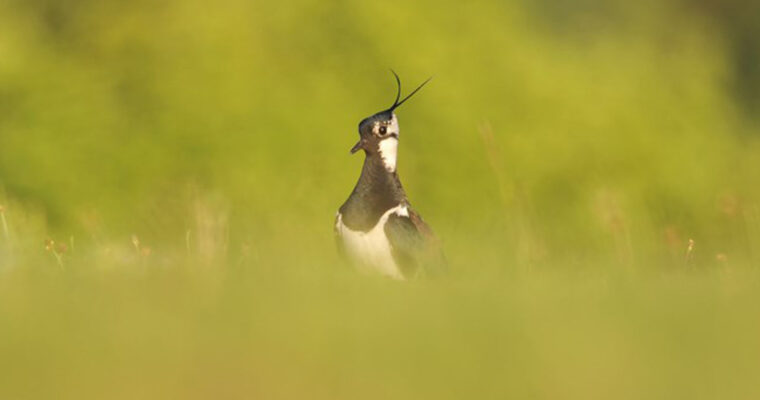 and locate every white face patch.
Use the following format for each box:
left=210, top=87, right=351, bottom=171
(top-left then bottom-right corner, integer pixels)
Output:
left=387, top=114, right=399, bottom=136
left=378, top=137, right=398, bottom=172
left=374, top=113, right=400, bottom=172
left=372, top=114, right=400, bottom=137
